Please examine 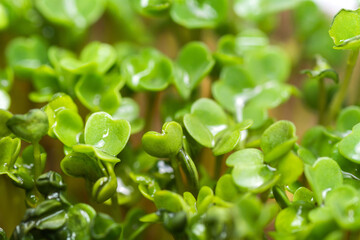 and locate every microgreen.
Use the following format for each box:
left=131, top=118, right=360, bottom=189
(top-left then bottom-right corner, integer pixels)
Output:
left=3, top=2, right=360, bottom=239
